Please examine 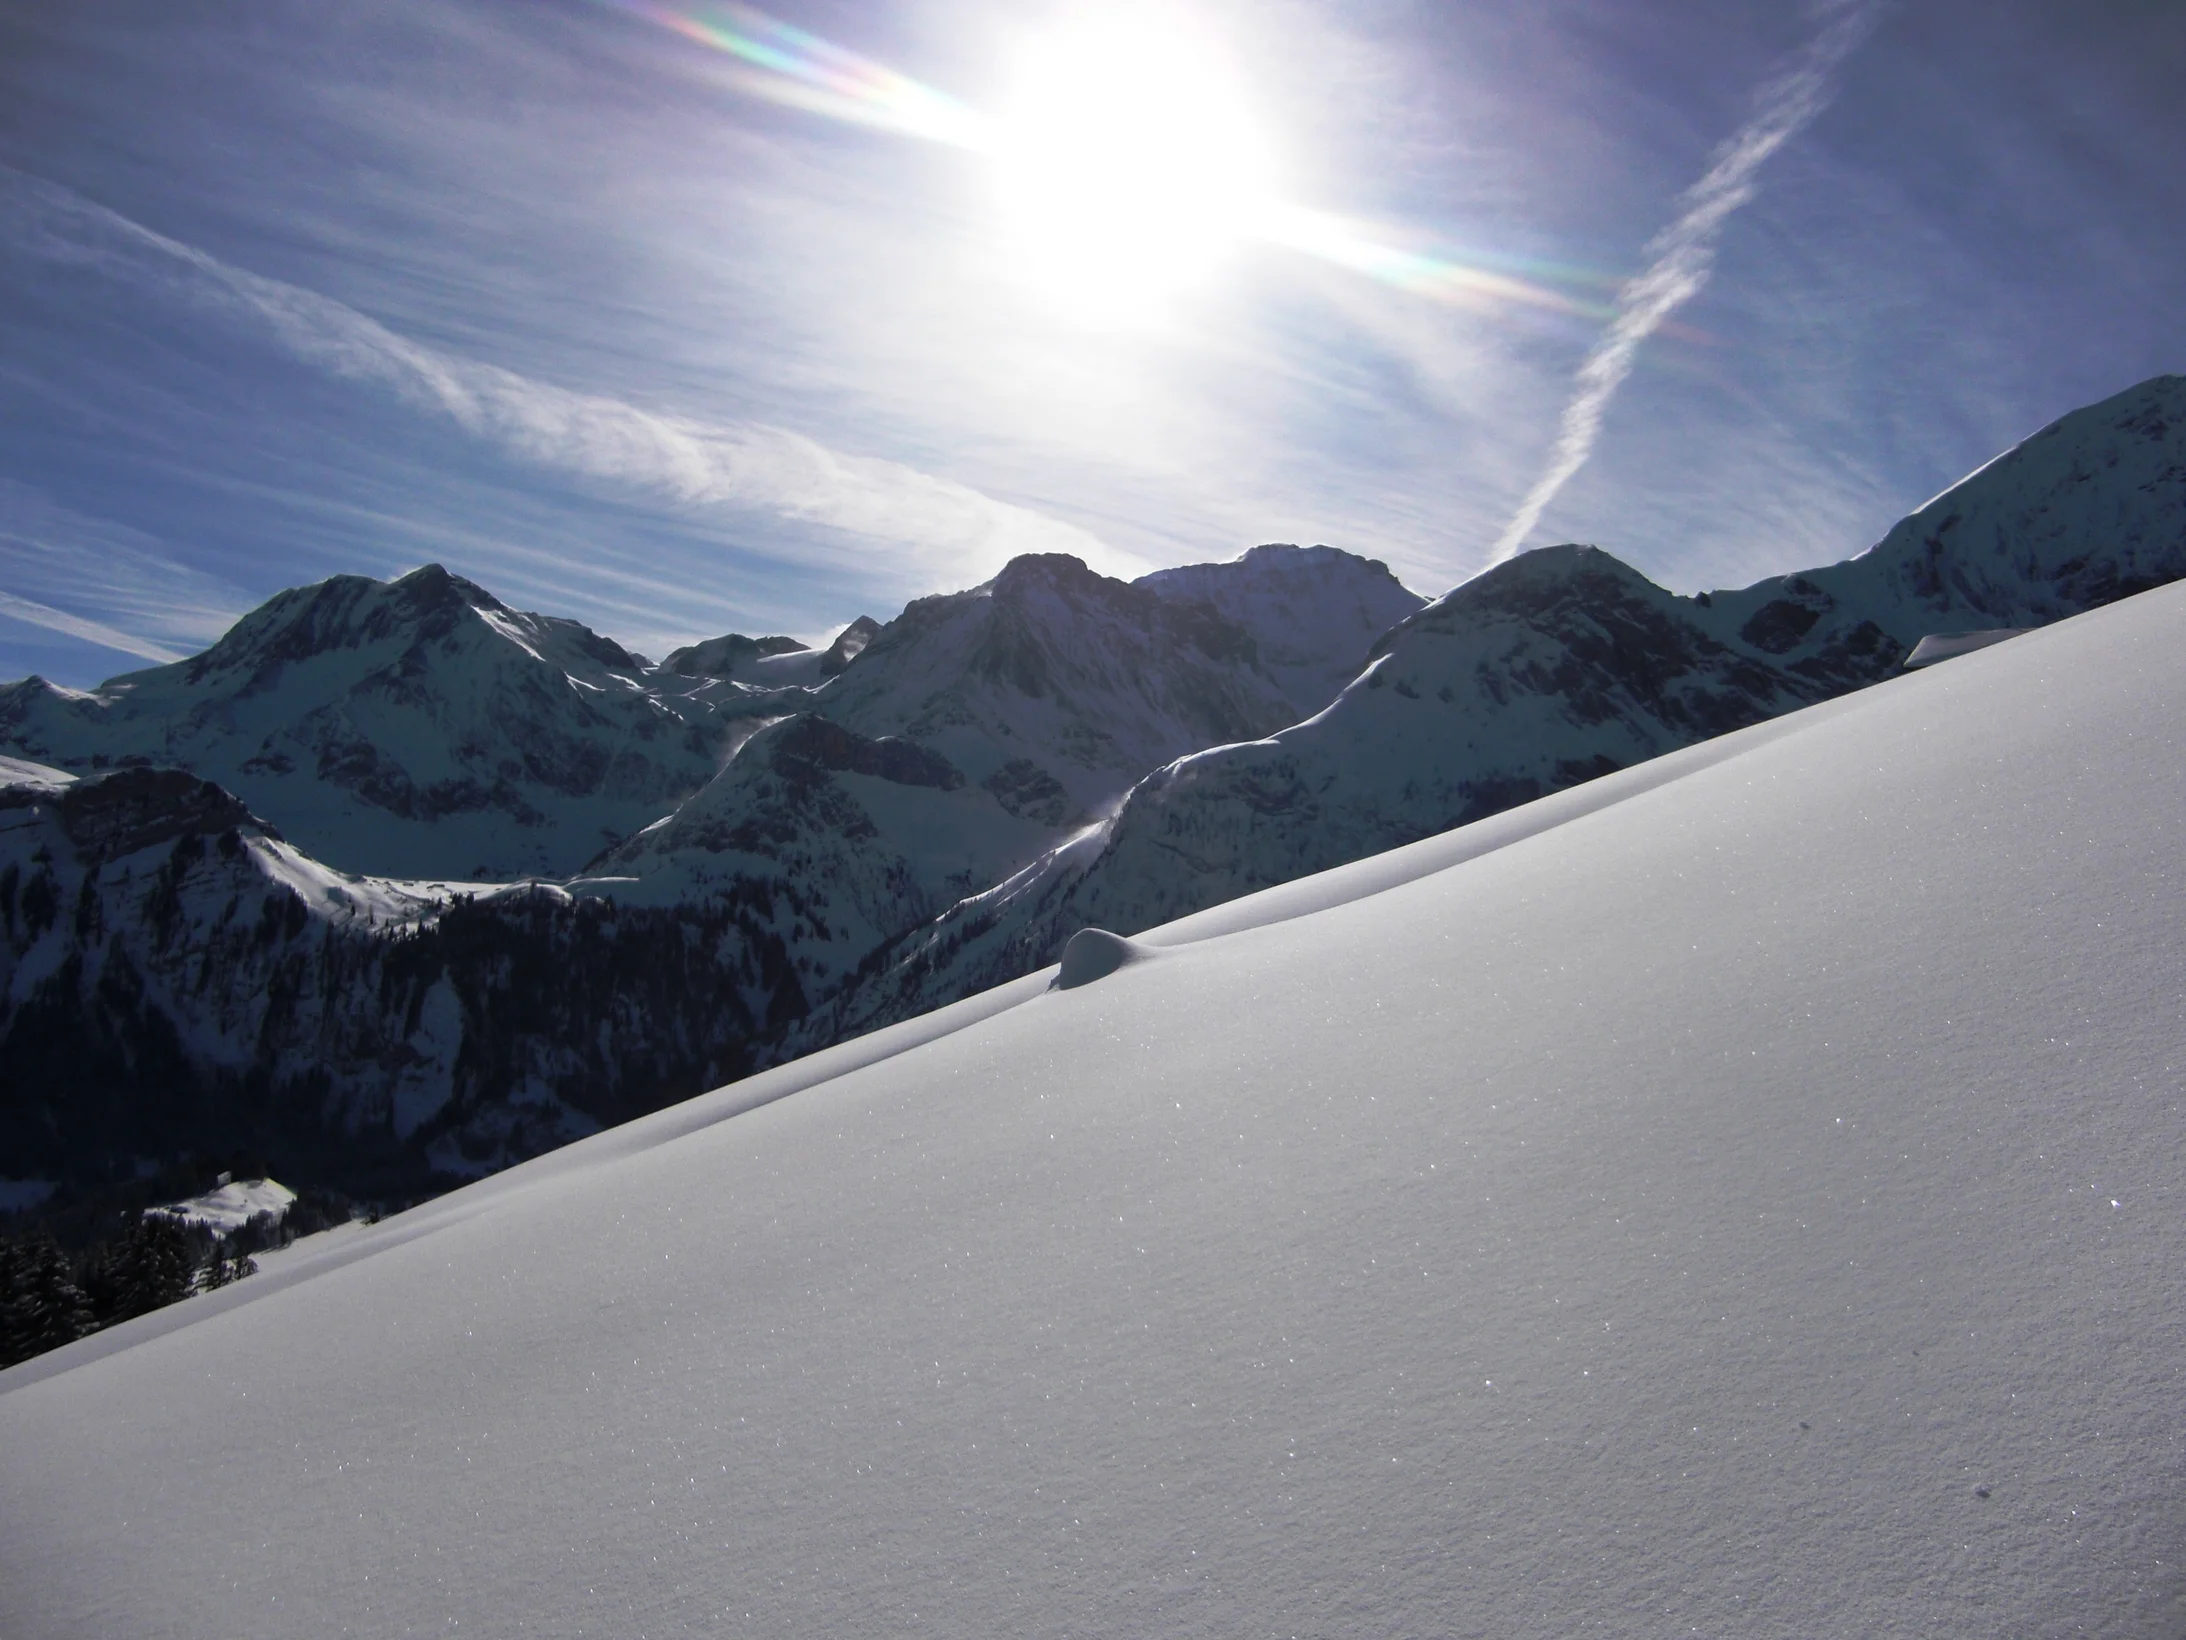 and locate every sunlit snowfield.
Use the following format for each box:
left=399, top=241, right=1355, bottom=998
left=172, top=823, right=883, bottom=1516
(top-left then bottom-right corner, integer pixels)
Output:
left=5, top=579, right=2185, bottom=1636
